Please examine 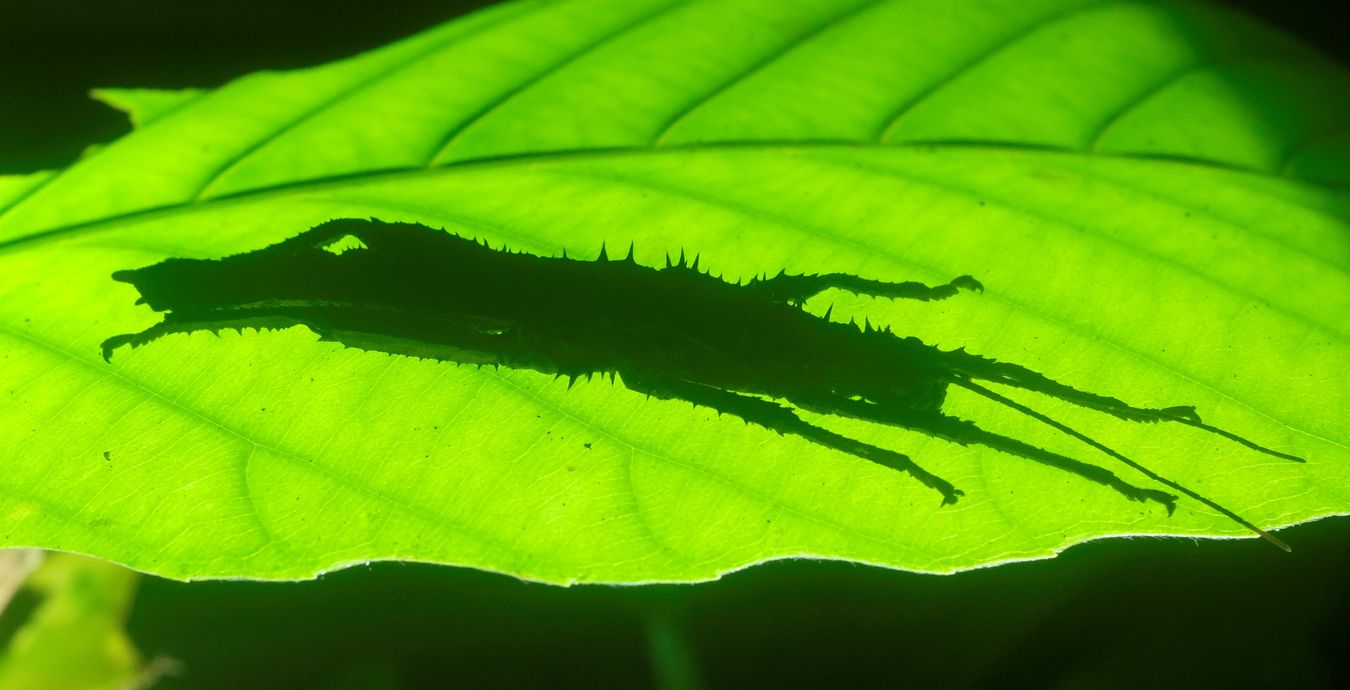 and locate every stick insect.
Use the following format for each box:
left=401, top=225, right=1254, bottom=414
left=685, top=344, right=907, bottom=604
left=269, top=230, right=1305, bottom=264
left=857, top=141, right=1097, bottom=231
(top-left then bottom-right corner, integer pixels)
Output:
left=102, top=219, right=1303, bottom=549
